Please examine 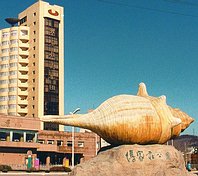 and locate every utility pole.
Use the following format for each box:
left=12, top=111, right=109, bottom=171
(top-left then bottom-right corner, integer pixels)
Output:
left=70, top=108, right=80, bottom=169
